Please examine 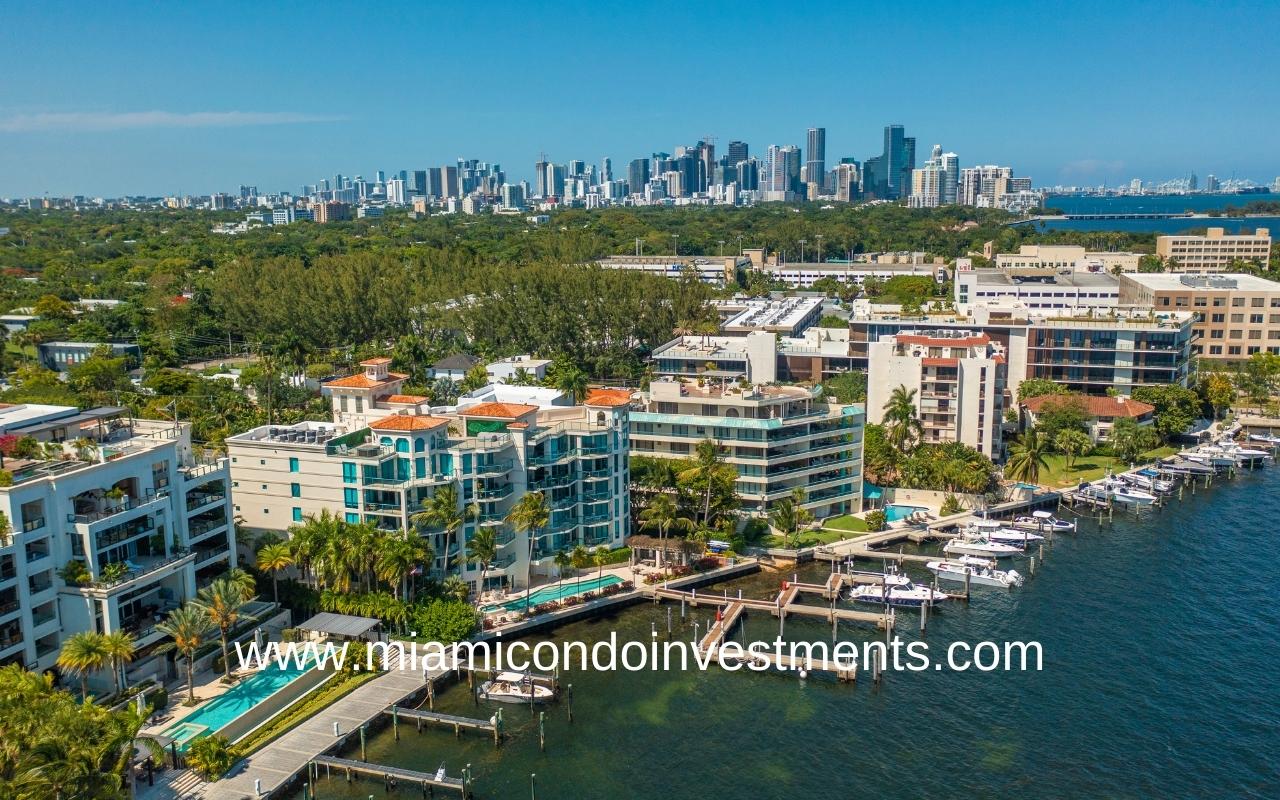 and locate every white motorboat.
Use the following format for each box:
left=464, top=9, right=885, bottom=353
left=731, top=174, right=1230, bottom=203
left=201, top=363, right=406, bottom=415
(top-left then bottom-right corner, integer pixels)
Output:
left=926, top=557, right=1023, bottom=588
left=480, top=672, right=555, bottom=704
left=849, top=580, right=949, bottom=608
left=943, top=536, right=1025, bottom=559
left=965, top=519, right=1043, bottom=544
left=1215, top=440, right=1269, bottom=465
left=1248, top=432, right=1280, bottom=445
left=1010, top=511, right=1076, bottom=533
left=1098, top=478, right=1156, bottom=505
left=1121, top=471, right=1174, bottom=494
left=1183, top=450, right=1234, bottom=470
